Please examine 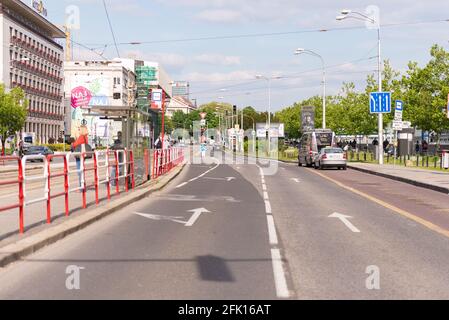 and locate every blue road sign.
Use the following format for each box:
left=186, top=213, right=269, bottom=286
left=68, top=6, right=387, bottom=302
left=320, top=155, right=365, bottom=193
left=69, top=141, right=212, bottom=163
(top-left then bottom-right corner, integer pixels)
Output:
left=370, top=92, right=391, bottom=114
left=395, top=100, right=403, bottom=111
